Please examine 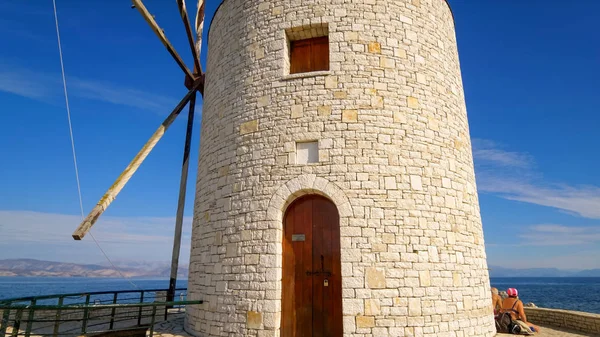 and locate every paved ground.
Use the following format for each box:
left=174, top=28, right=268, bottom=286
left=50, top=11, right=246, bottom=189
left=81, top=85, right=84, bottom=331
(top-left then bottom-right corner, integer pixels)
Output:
left=154, top=314, right=597, bottom=337
left=497, top=325, right=598, bottom=337
left=153, top=314, right=193, bottom=337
